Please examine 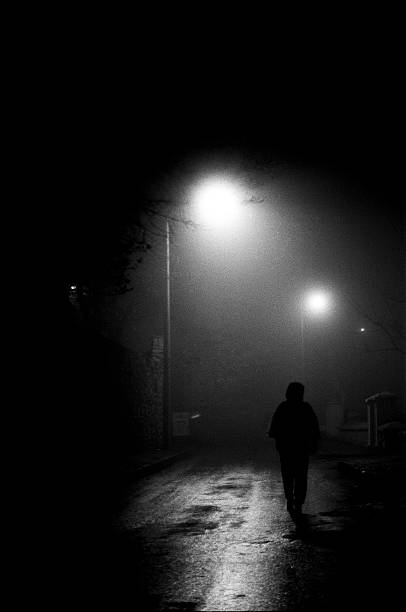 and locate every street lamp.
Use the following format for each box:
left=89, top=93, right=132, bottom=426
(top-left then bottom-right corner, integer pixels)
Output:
left=163, top=176, right=245, bottom=449
left=193, top=177, right=245, bottom=229
left=300, top=289, right=333, bottom=382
